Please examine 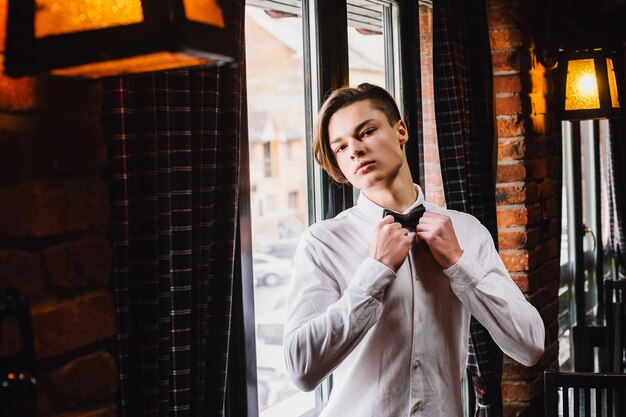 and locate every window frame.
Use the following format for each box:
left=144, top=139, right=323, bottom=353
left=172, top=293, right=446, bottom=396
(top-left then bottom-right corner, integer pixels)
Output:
left=233, top=1, right=422, bottom=416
